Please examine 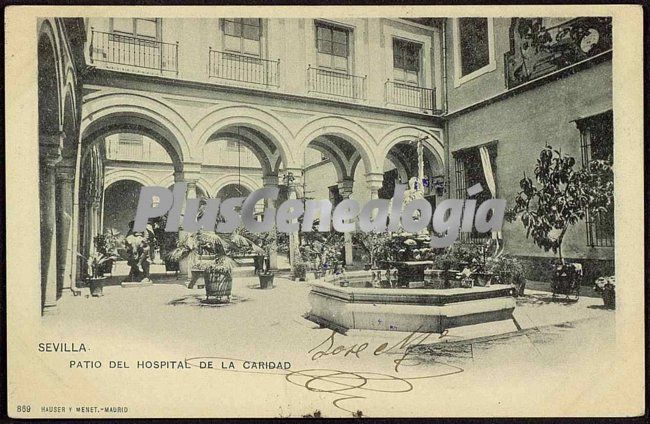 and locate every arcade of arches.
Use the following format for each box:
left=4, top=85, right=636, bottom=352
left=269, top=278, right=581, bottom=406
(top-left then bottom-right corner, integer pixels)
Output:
left=37, top=18, right=445, bottom=315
